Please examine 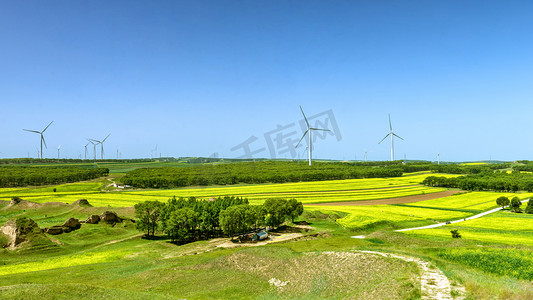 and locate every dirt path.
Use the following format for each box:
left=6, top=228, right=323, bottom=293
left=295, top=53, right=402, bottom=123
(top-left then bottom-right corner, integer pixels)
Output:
left=306, top=190, right=461, bottom=206
left=355, top=250, right=465, bottom=300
